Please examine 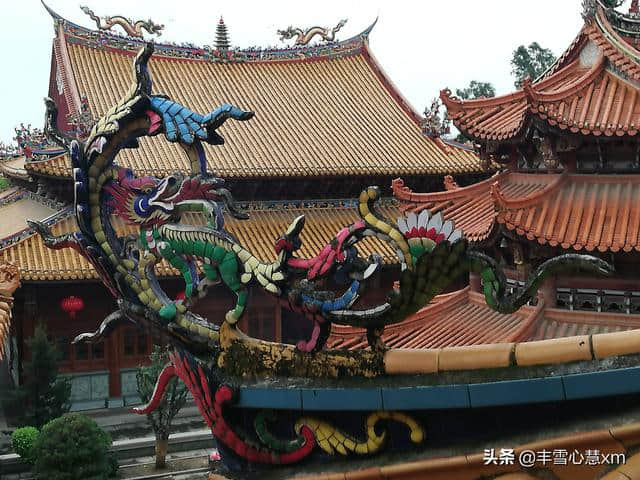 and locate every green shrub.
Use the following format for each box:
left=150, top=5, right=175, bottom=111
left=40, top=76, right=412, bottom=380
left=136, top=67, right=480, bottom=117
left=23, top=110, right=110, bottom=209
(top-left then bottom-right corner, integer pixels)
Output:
left=33, top=413, right=114, bottom=480
left=11, top=426, right=39, bottom=463
left=0, top=176, right=9, bottom=191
